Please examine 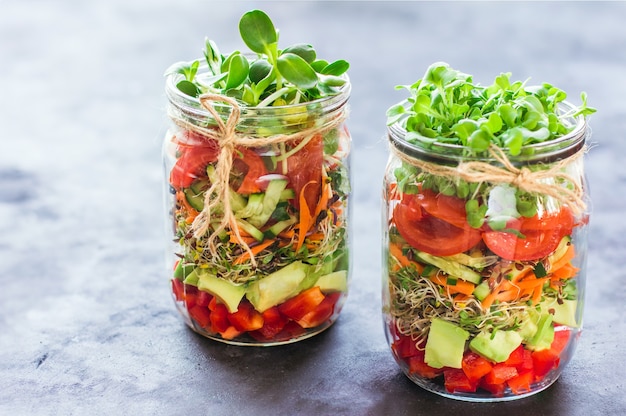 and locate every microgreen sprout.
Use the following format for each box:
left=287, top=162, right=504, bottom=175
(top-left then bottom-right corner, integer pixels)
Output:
left=387, top=62, right=596, bottom=156
left=164, top=10, right=349, bottom=107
